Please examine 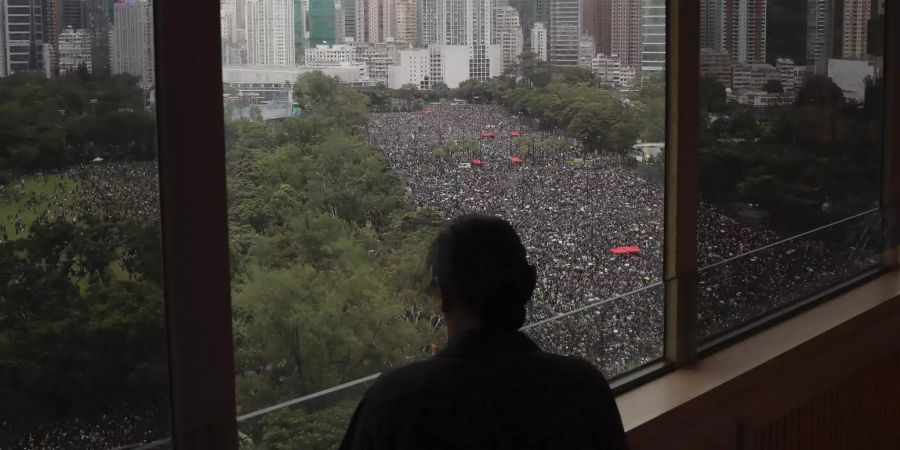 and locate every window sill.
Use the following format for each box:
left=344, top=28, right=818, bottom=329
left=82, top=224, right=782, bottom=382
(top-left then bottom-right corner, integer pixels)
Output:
left=617, top=270, right=900, bottom=444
